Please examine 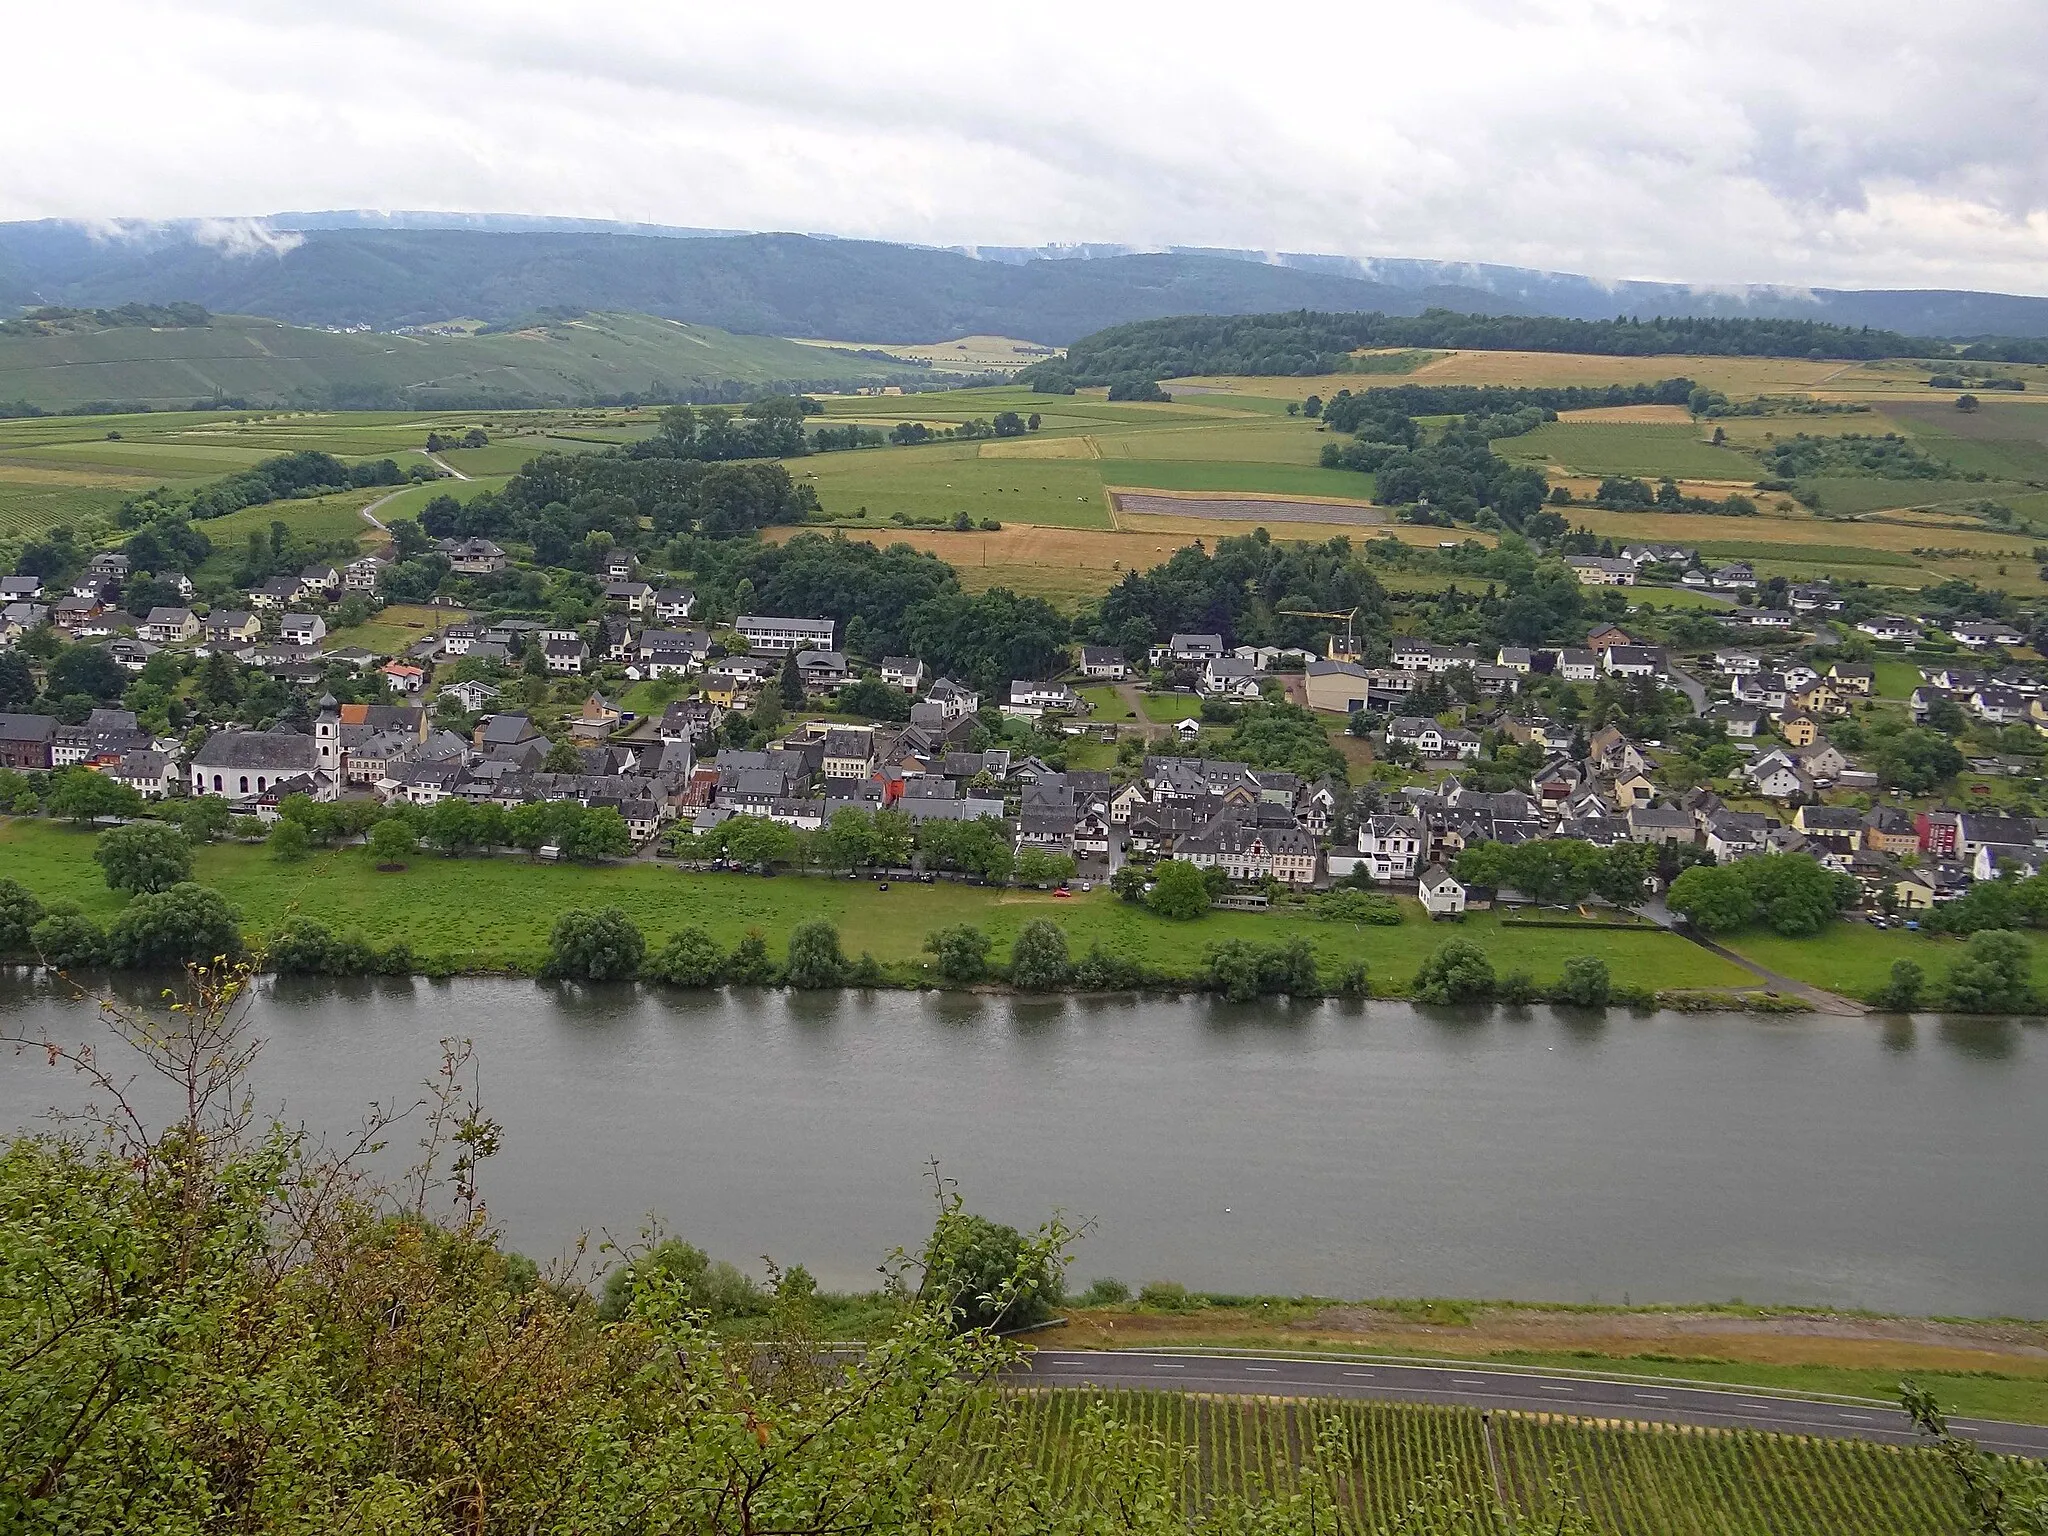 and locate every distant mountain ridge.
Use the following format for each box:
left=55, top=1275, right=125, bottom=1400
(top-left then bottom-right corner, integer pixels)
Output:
left=4, top=214, right=2048, bottom=342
